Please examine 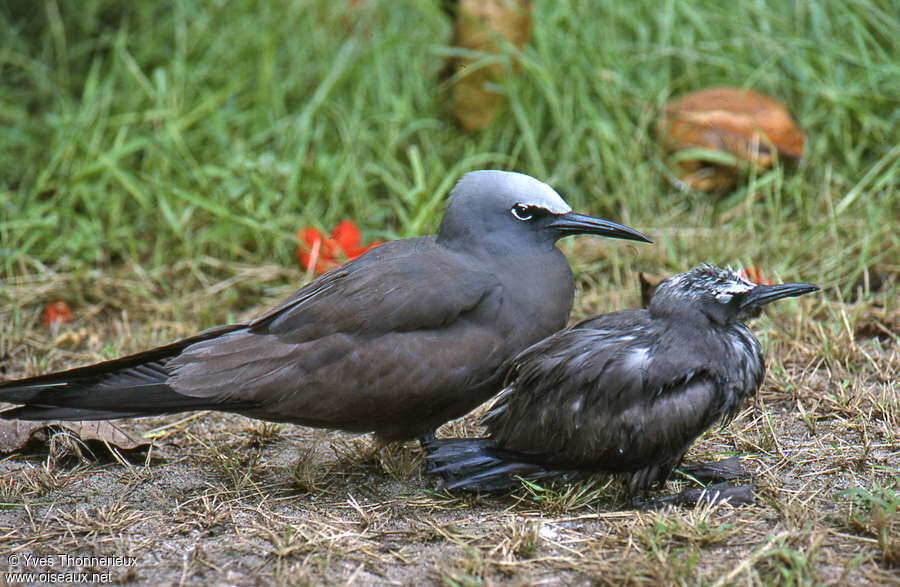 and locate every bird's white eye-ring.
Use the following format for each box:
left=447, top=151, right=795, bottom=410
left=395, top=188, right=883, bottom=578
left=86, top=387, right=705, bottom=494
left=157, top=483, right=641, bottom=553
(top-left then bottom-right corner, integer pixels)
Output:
left=511, top=204, right=533, bottom=221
